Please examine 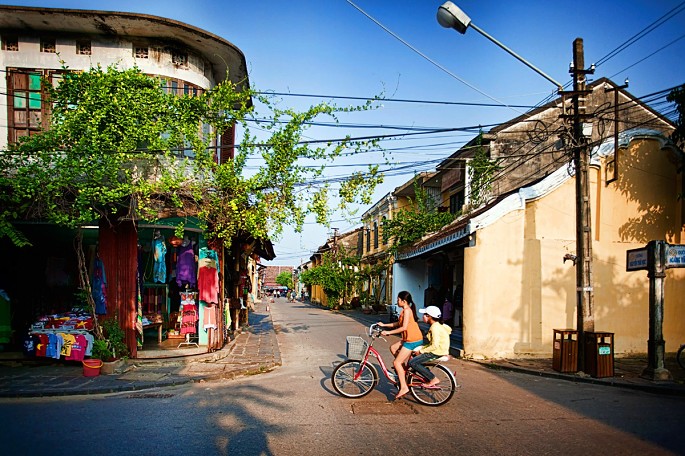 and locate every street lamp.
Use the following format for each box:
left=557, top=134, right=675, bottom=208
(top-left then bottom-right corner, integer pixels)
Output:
left=437, top=2, right=595, bottom=372
left=437, top=1, right=563, bottom=91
